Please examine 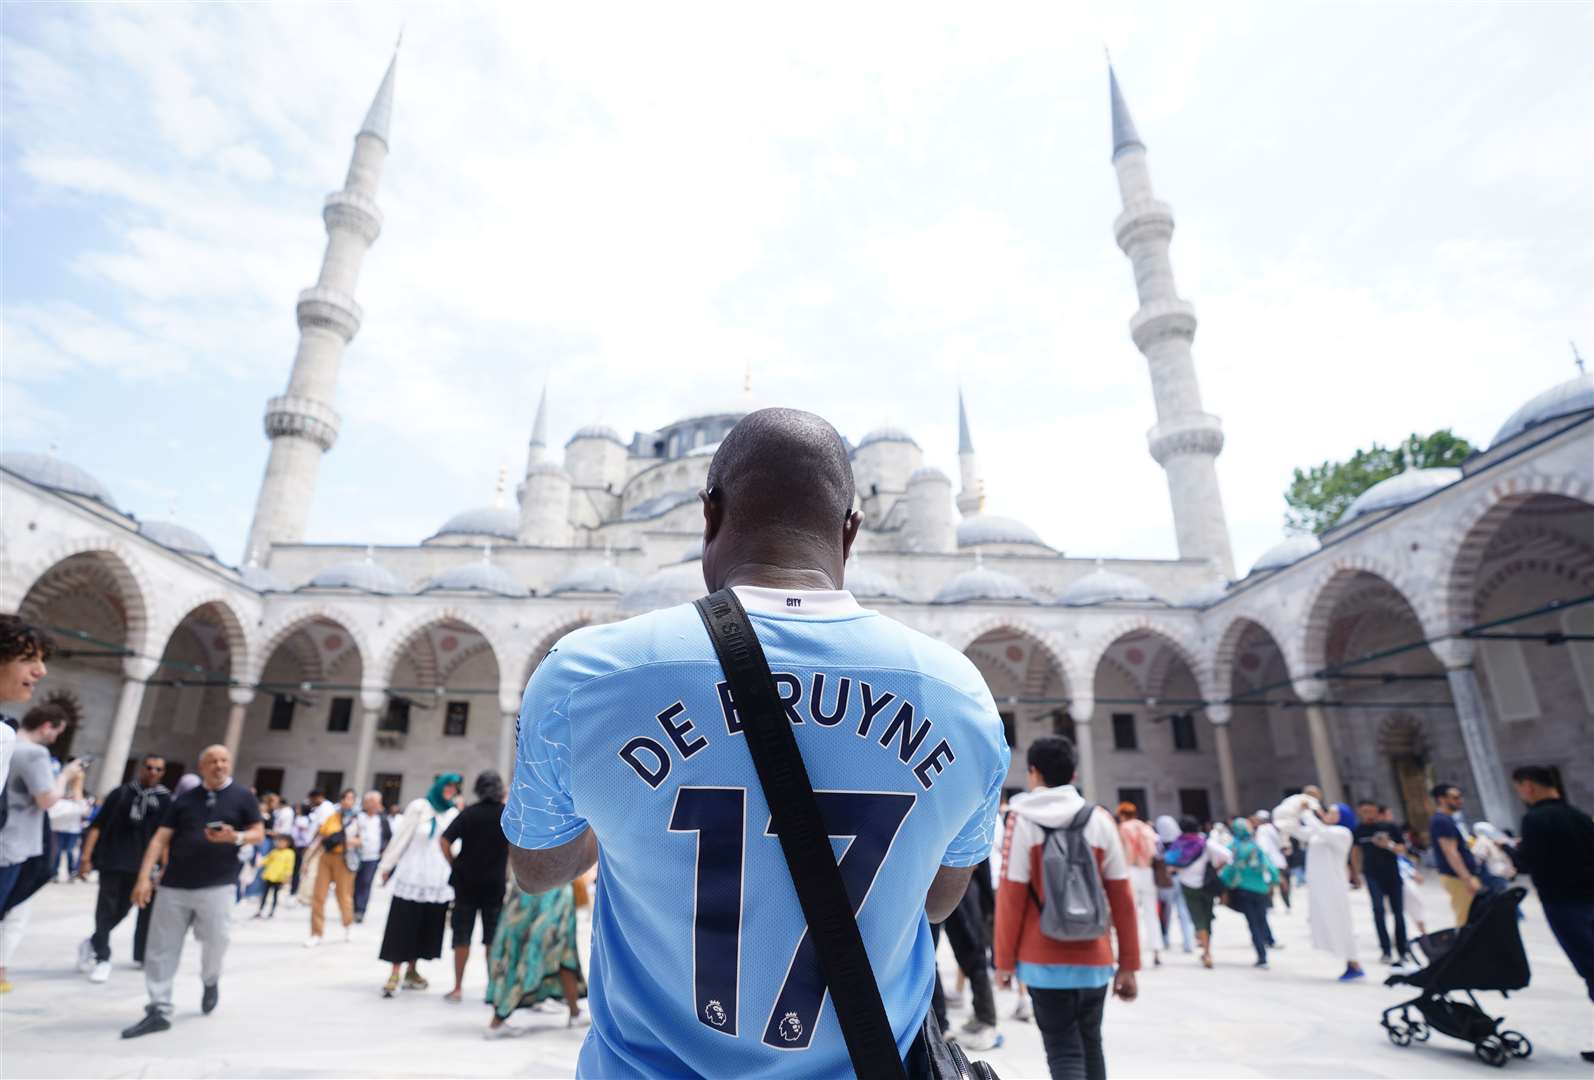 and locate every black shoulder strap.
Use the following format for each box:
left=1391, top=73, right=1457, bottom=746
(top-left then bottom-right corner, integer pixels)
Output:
left=694, top=589, right=908, bottom=1080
